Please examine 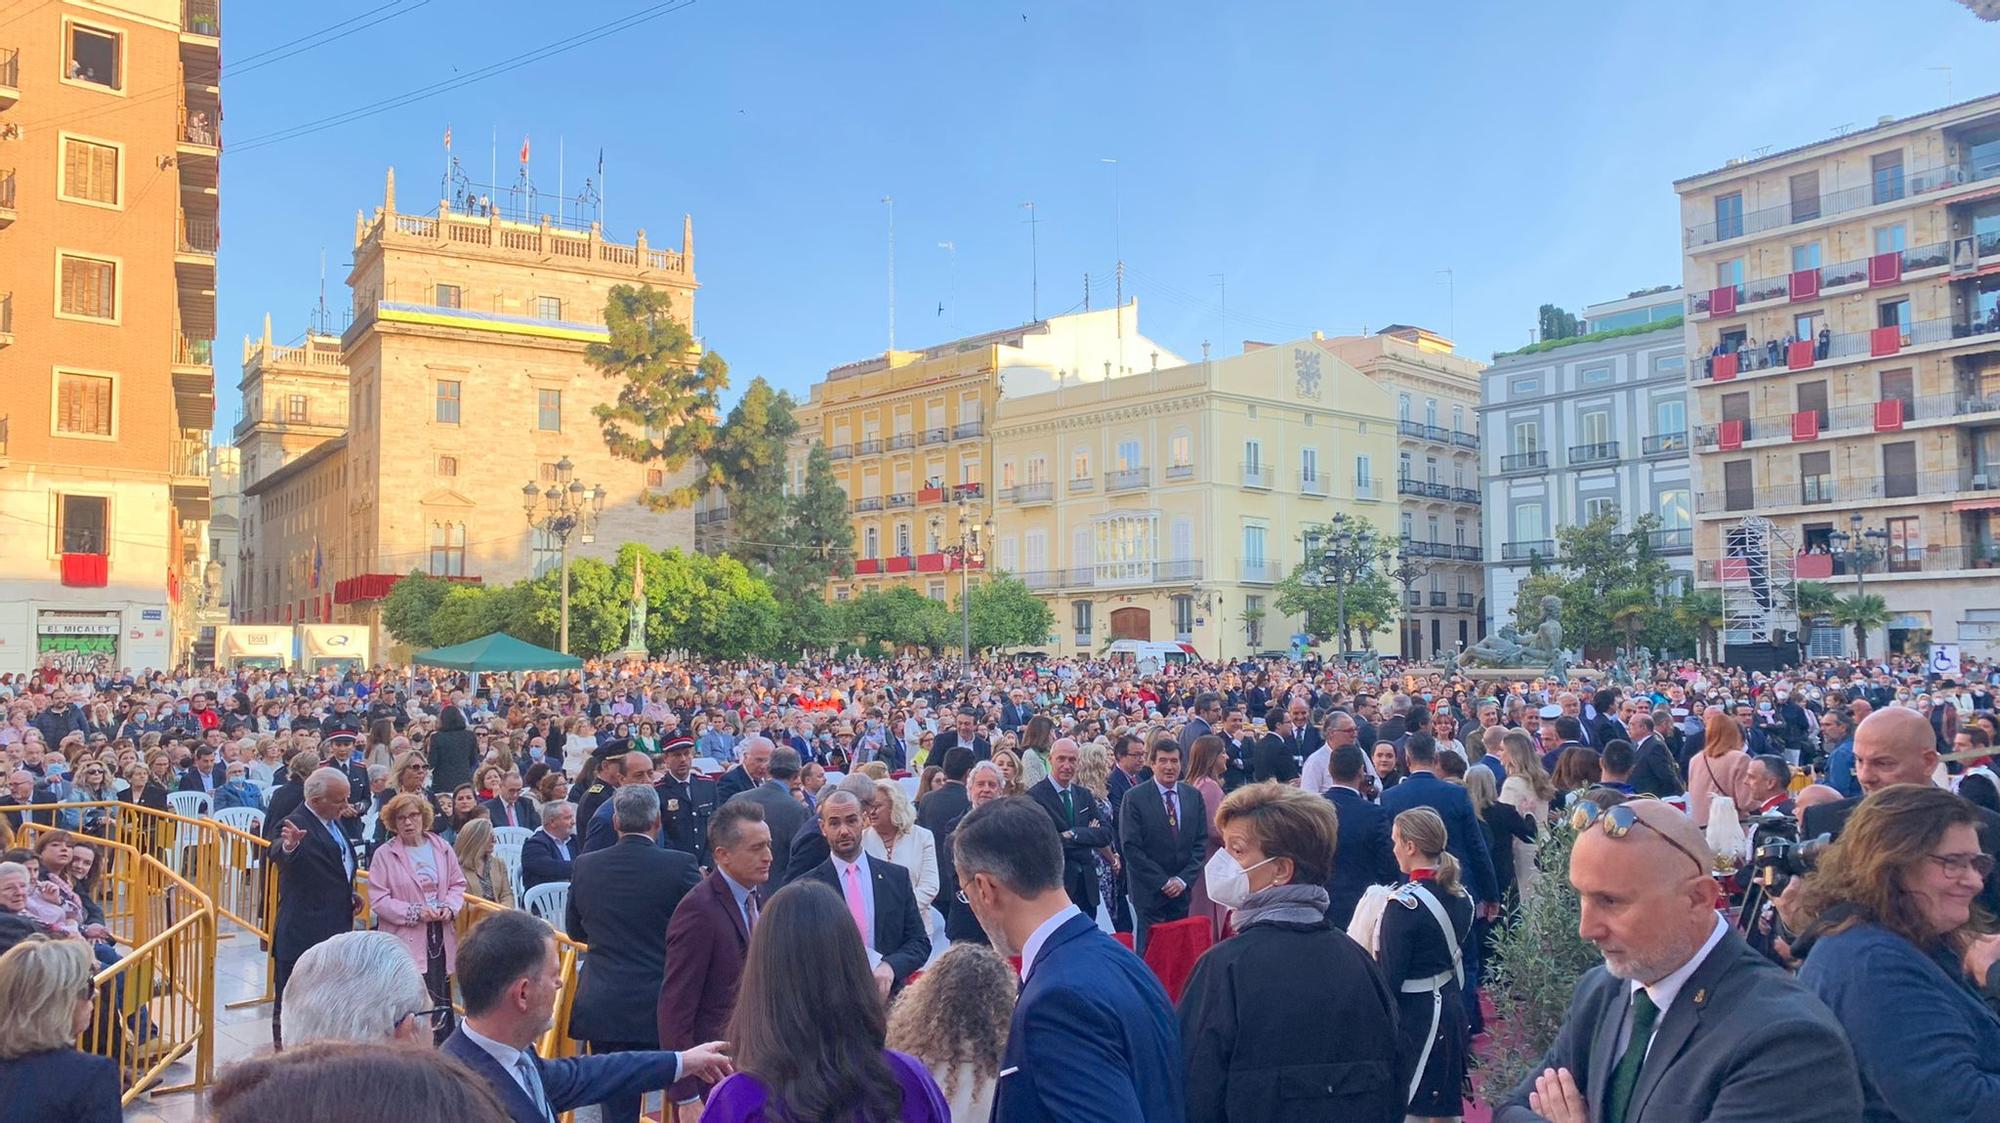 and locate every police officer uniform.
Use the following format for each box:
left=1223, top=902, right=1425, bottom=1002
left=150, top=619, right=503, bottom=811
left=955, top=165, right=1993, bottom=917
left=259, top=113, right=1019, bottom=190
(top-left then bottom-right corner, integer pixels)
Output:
left=653, top=736, right=718, bottom=866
